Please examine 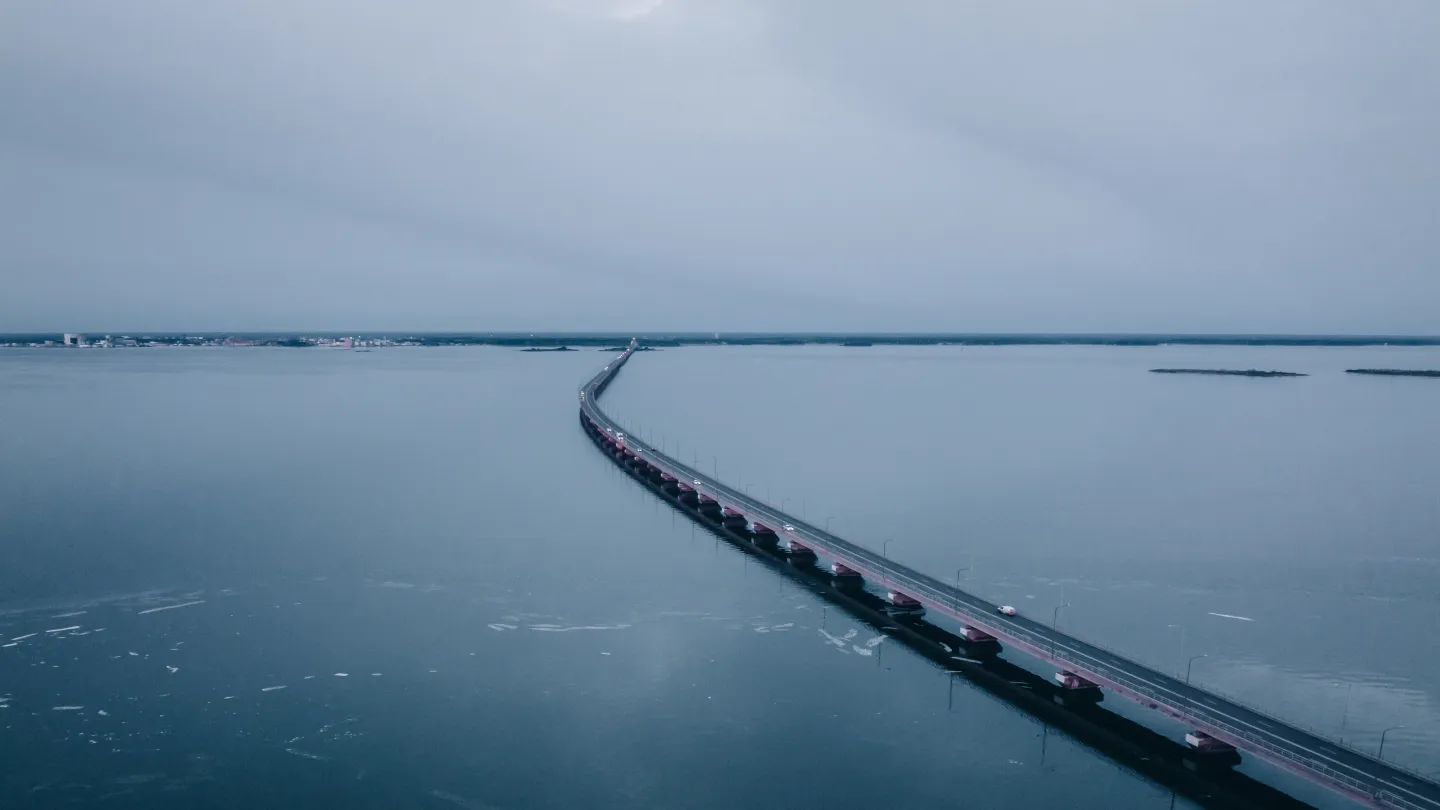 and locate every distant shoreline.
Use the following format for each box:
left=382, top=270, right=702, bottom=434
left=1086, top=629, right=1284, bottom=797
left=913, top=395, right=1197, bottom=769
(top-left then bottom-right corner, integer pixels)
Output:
left=1346, top=369, right=1440, bottom=377
left=5, top=333, right=1440, bottom=349
left=1150, top=369, right=1307, bottom=377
